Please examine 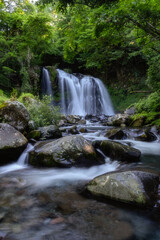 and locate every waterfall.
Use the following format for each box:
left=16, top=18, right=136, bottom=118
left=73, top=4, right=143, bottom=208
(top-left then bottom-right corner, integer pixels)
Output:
left=57, top=69, right=114, bottom=116
left=41, top=67, right=53, bottom=98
